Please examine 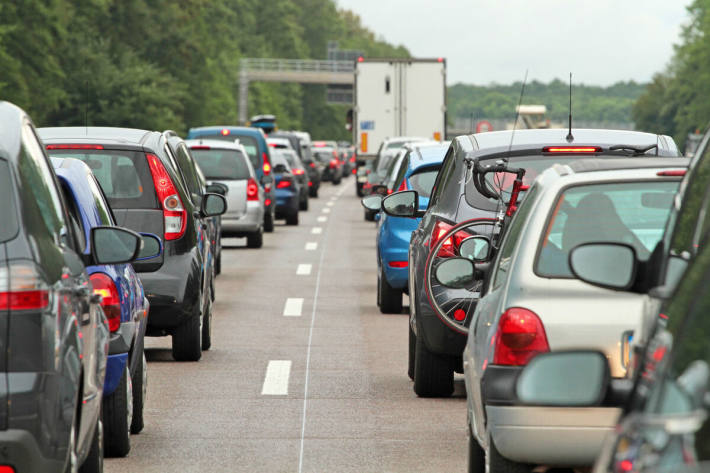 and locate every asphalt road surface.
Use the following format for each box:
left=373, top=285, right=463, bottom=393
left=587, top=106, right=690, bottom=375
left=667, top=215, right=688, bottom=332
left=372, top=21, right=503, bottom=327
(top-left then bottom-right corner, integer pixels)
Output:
left=106, top=180, right=467, bottom=473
